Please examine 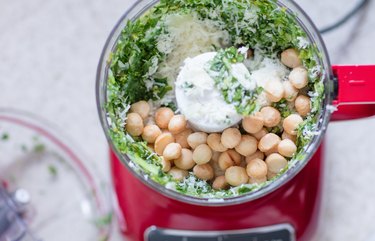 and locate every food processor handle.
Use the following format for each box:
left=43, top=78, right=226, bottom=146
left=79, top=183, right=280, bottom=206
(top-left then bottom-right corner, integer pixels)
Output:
left=331, top=65, right=375, bottom=121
